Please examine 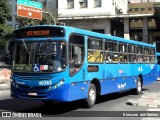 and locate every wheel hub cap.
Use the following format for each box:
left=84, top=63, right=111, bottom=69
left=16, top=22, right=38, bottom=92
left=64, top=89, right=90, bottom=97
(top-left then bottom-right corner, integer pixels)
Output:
left=89, top=89, right=96, bottom=104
